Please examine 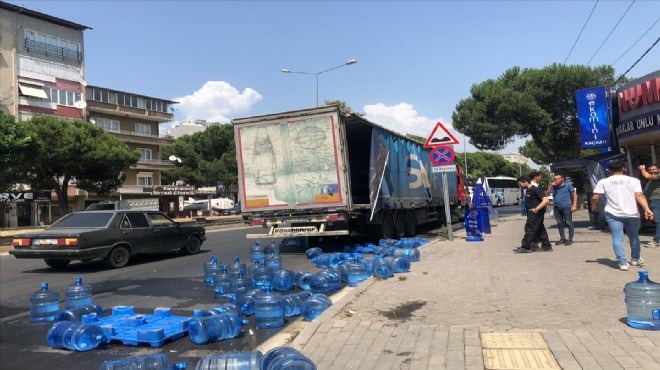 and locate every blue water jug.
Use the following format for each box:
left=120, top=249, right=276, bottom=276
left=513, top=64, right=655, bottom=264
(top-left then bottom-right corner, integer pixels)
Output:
left=197, top=302, right=242, bottom=318
left=301, top=293, right=332, bottom=321
left=336, top=262, right=348, bottom=283
left=30, top=282, right=60, bottom=323
left=54, top=304, right=104, bottom=323
left=372, top=258, right=394, bottom=279
left=100, top=353, right=186, bottom=370
left=363, top=258, right=375, bottom=276
left=282, top=291, right=313, bottom=317
left=378, top=238, right=398, bottom=247
left=272, top=269, right=295, bottom=292
left=228, top=256, right=247, bottom=277
left=214, top=266, right=234, bottom=300
left=252, top=261, right=273, bottom=289
left=65, top=276, right=92, bottom=308
left=624, top=270, right=660, bottom=330
left=305, top=247, right=323, bottom=259
left=237, top=288, right=262, bottom=316
left=311, top=253, right=340, bottom=269
left=265, top=251, right=282, bottom=271
left=46, top=321, right=105, bottom=351
left=295, top=271, right=314, bottom=290
left=373, top=246, right=392, bottom=258
left=265, top=239, right=280, bottom=255
left=203, top=256, right=222, bottom=287
left=254, top=283, right=284, bottom=329
left=231, top=271, right=253, bottom=303
left=188, top=313, right=242, bottom=344
left=346, top=258, right=368, bottom=287
left=195, top=351, right=263, bottom=370
left=262, top=346, right=316, bottom=370
left=251, top=240, right=265, bottom=264
left=309, top=270, right=342, bottom=293
left=385, top=256, right=410, bottom=273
